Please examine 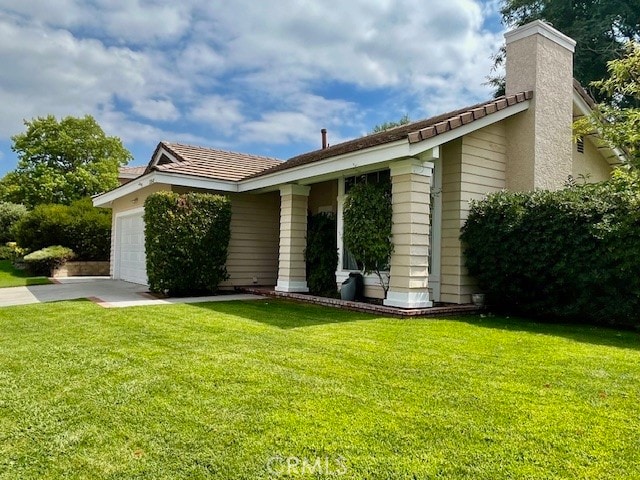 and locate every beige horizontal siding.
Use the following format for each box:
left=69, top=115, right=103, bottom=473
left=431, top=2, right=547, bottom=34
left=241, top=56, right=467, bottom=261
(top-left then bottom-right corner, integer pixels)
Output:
left=222, top=192, right=280, bottom=287
left=440, top=122, right=507, bottom=303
